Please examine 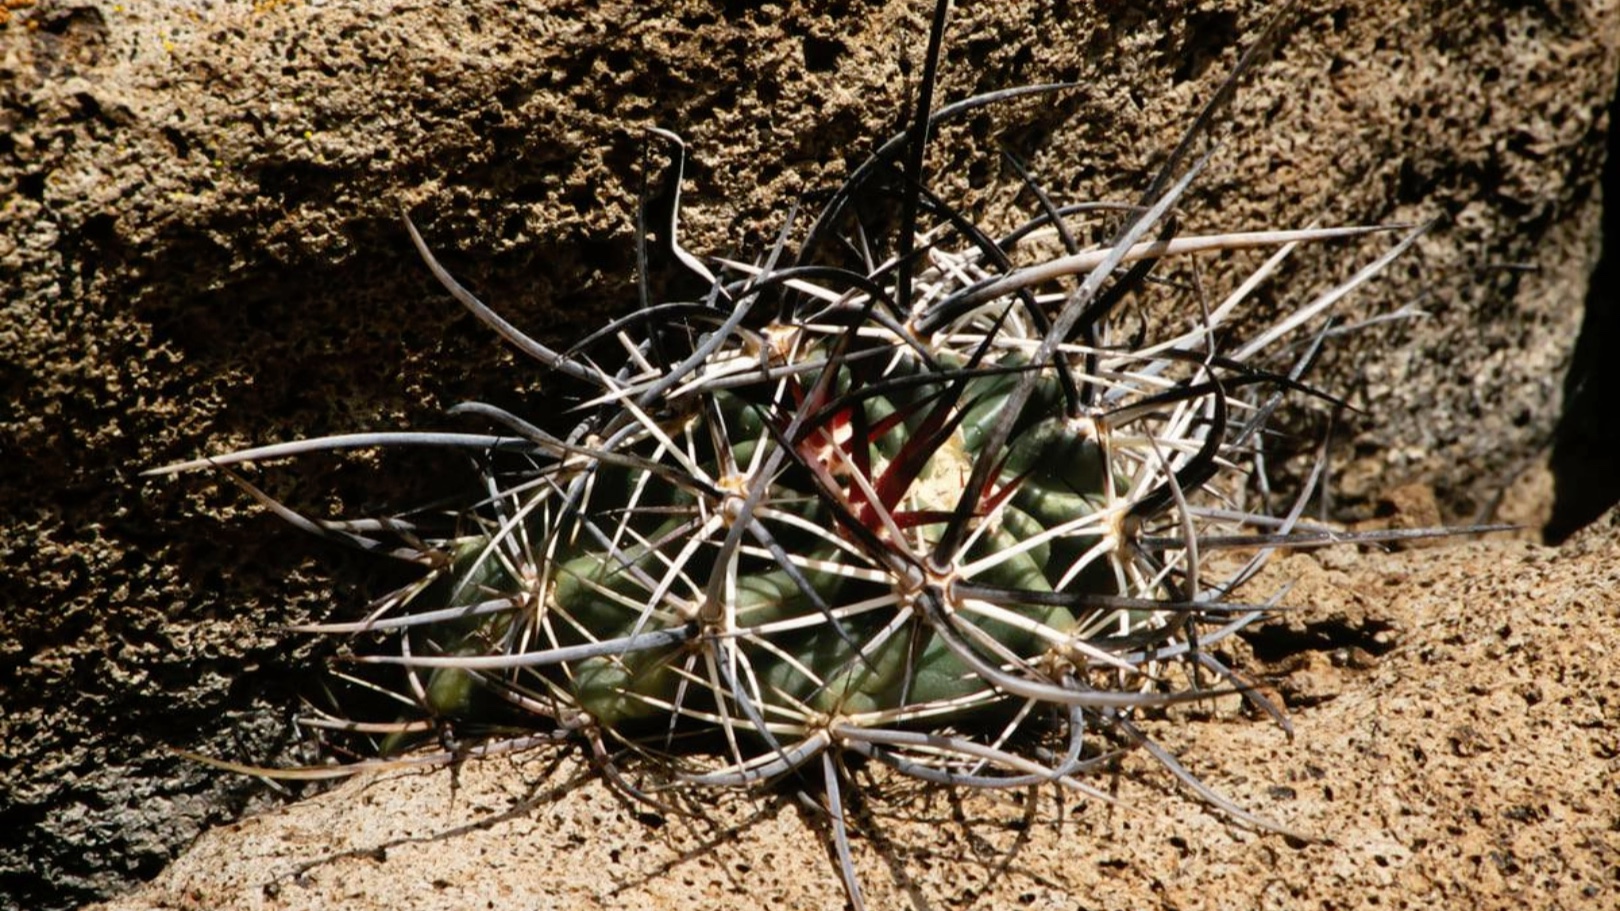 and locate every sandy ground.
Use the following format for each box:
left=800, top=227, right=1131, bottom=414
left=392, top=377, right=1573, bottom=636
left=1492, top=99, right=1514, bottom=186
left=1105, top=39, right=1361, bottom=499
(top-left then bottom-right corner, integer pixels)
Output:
left=89, top=512, right=1620, bottom=911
